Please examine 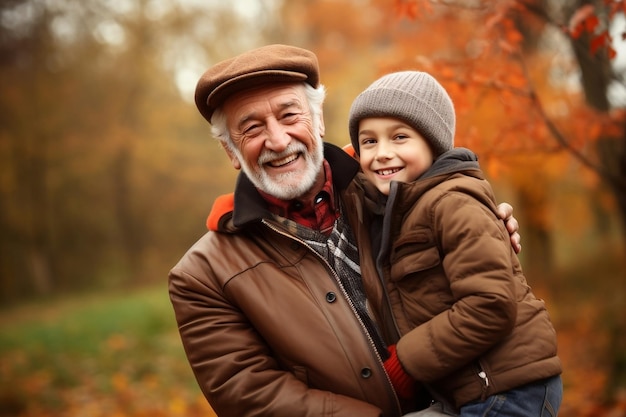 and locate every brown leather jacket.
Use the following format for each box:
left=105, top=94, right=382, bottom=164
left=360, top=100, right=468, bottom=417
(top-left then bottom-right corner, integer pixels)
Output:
left=168, top=144, right=404, bottom=417
left=345, top=149, right=562, bottom=409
